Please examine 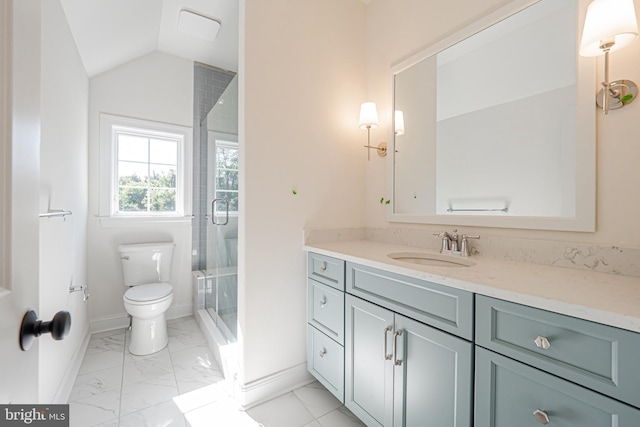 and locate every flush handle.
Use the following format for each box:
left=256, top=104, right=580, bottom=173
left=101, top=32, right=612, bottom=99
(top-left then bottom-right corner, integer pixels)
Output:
left=20, top=310, right=71, bottom=351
